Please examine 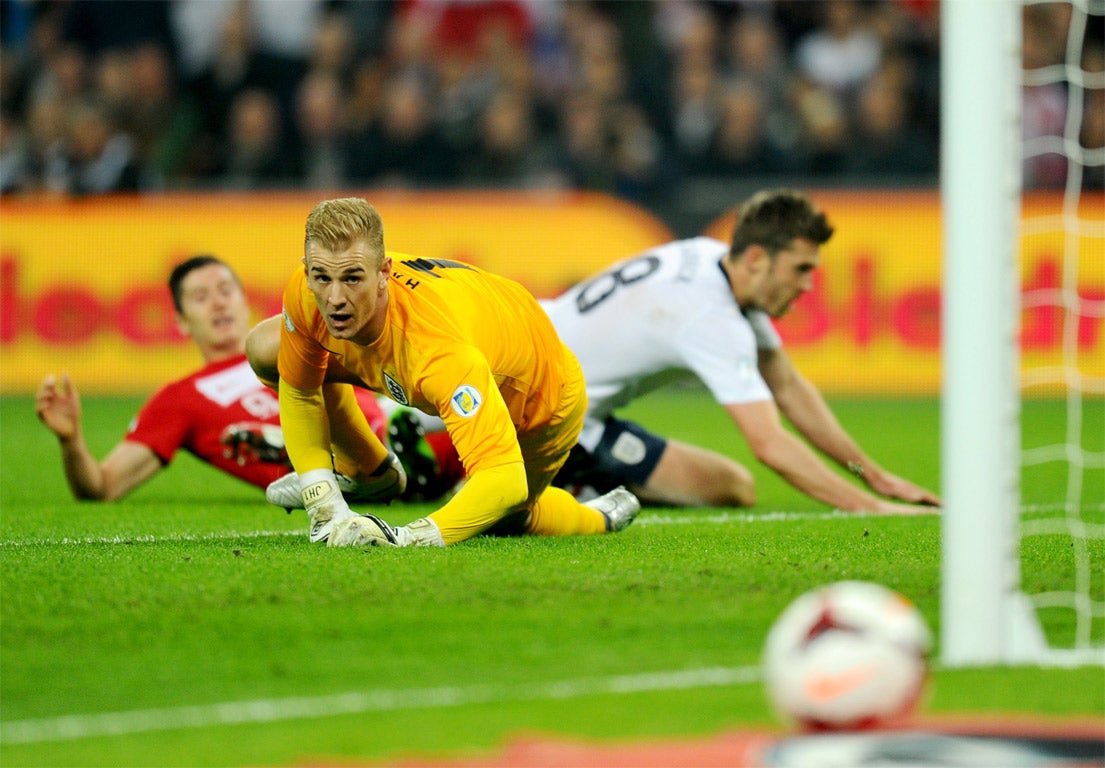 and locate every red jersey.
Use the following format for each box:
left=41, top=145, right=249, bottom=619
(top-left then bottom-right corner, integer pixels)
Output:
left=126, top=354, right=386, bottom=490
